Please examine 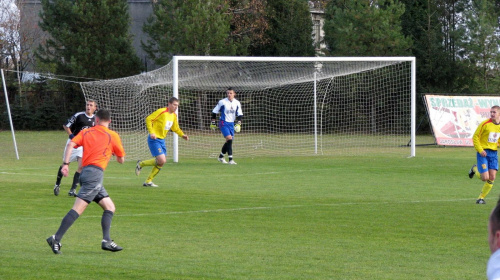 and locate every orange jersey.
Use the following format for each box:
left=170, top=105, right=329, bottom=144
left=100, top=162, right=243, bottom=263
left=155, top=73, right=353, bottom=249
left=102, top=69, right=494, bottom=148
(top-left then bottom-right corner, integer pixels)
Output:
left=71, top=125, right=125, bottom=170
